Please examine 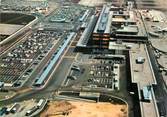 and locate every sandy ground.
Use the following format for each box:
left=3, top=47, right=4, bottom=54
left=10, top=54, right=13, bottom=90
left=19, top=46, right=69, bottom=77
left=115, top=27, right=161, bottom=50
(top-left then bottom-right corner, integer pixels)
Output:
left=0, top=91, right=16, bottom=101
left=0, top=24, right=24, bottom=35
left=40, top=100, right=127, bottom=117
left=136, top=0, right=167, bottom=11
left=78, top=0, right=106, bottom=6
left=152, top=0, right=167, bottom=10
